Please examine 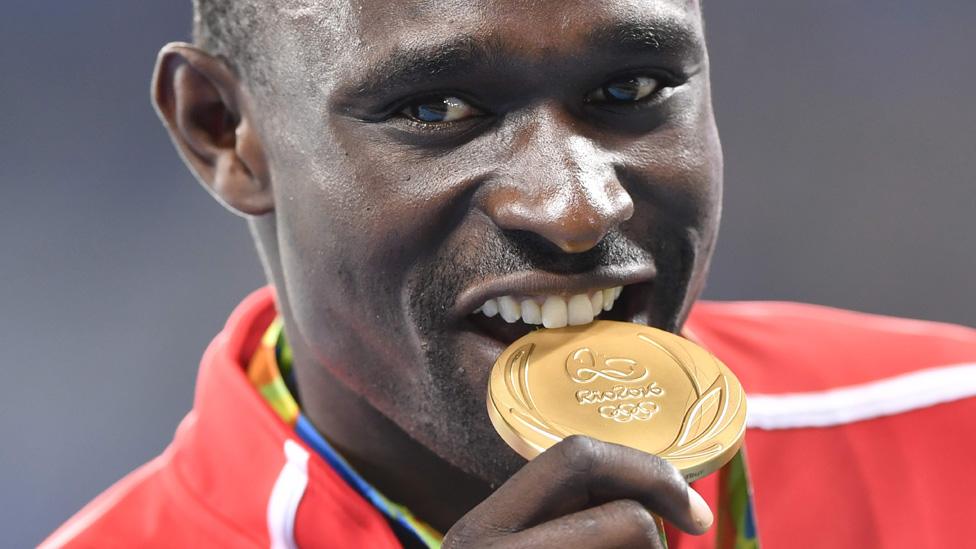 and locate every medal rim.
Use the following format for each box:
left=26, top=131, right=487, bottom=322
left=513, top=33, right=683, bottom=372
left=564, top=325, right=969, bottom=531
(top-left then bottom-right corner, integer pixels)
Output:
left=487, top=320, right=747, bottom=481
